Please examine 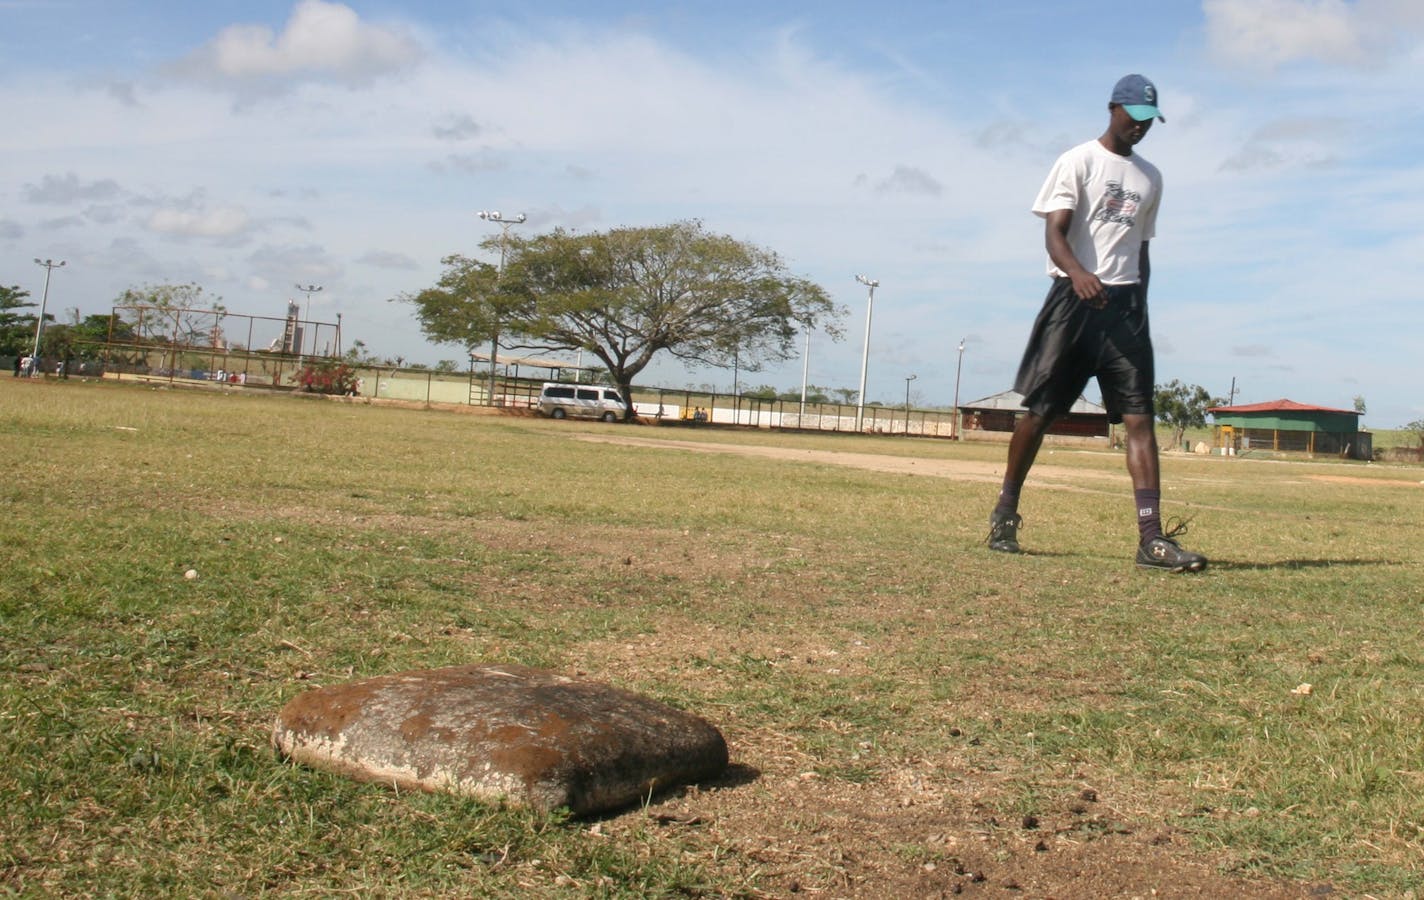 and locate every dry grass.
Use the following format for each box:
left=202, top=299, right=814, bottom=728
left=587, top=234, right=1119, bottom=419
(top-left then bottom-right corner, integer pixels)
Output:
left=1, top=376, right=1421, bottom=897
